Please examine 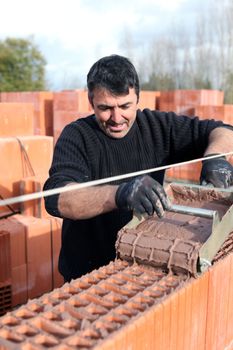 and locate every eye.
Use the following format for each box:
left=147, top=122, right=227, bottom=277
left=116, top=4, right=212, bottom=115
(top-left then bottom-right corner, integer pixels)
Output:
left=120, top=104, right=130, bottom=110
left=98, top=105, right=110, bottom=111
